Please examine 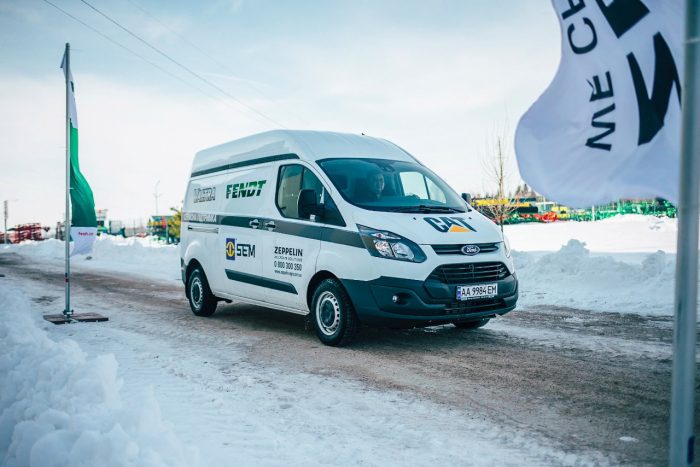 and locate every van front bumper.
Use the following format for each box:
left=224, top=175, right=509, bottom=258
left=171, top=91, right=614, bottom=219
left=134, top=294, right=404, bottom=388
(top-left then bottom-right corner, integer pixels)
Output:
left=341, top=273, right=518, bottom=327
